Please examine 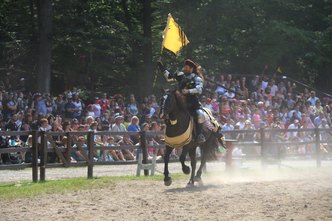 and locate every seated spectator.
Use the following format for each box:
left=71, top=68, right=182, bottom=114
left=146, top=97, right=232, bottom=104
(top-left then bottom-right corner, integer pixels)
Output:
left=110, top=114, right=126, bottom=142
left=313, top=100, right=324, bottom=116
left=127, top=116, right=140, bottom=144
left=314, top=112, right=325, bottom=127
left=287, top=119, right=300, bottom=140
left=86, top=104, right=95, bottom=118
left=118, top=134, right=135, bottom=161
left=70, top=136, right=88, bottom=162
left=148, top=121, right=163, bottom=159
left=39, top=118, right=51, bottom=132
left=222, top=118, right=234, bottom=139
